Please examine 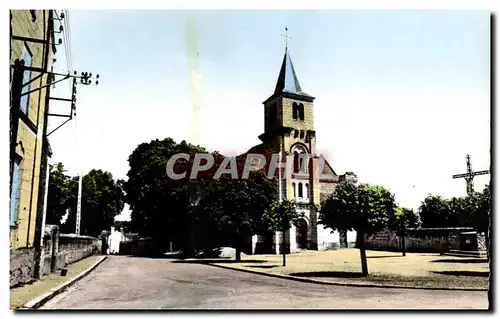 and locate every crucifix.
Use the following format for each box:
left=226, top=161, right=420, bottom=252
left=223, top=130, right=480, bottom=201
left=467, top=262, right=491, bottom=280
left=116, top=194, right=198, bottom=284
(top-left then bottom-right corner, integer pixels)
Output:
left=452, top=154, right=489, bottom=196
left=281, top=27, right=292, bottom=49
